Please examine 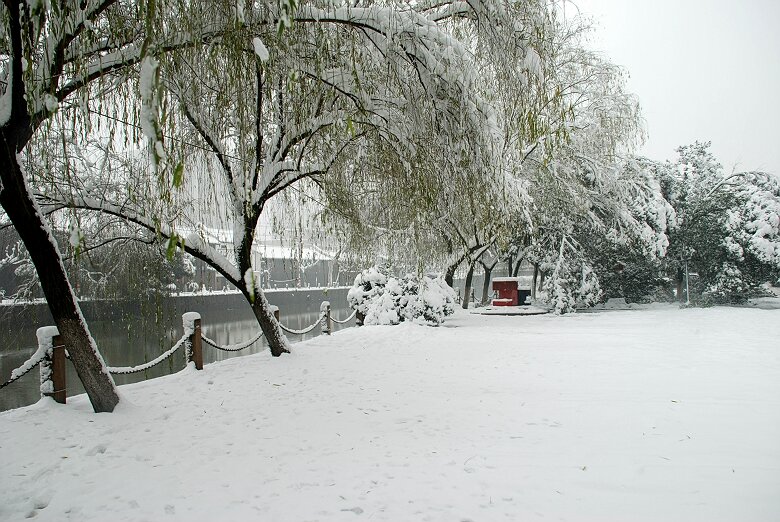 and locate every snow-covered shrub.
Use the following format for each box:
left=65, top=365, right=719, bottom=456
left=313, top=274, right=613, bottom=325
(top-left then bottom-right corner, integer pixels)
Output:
left=539, top=239, right=602, bottom=314
left=702, top=262, right=752, bottom=304
left=348, top=267, right=456, bottom=326
left=577, top=264, right=602, bottom=308
left=347, top=265, right=389, bottom=319
left=542, top=258, right=577, bottom=314
left=396, top=274, right=456, bottom=326
left=425, top=275, right=457, bottom=318
left=364, top=290, right=401, bottom=325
